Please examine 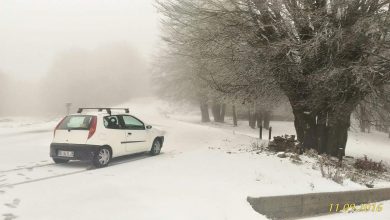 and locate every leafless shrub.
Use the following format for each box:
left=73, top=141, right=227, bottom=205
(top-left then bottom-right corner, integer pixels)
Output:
left=354, top=155, right=387, bottom=173
left=268, top=135, right=301, bottom=153
left=250, top=141, right=267, bottom=153
left=319, top=156, right=344, bottom=184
